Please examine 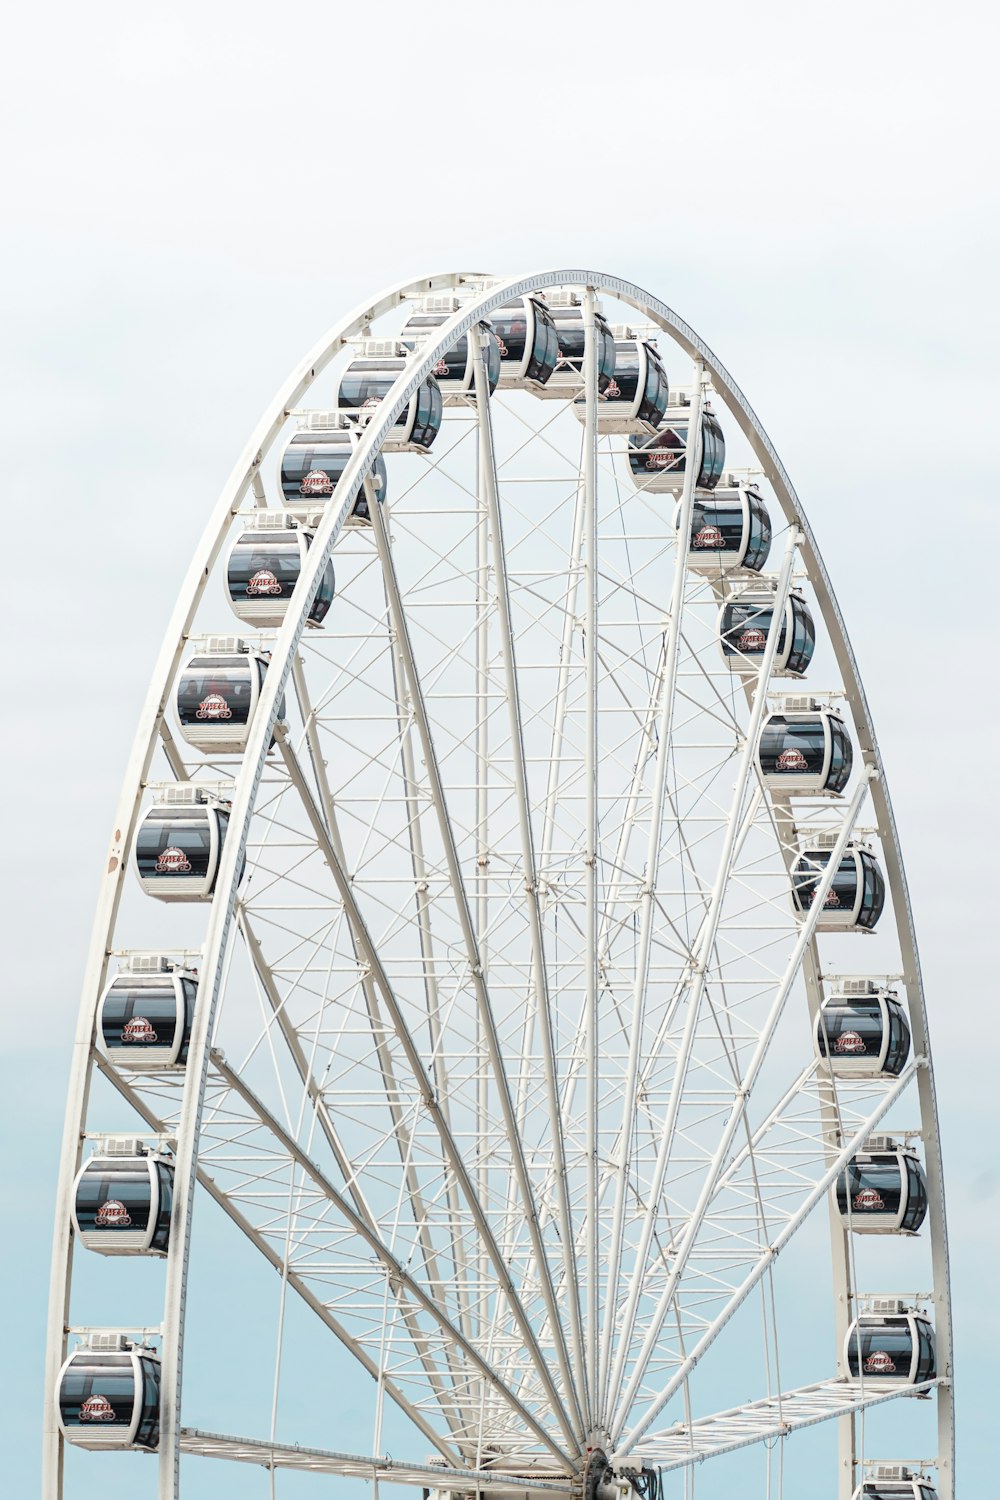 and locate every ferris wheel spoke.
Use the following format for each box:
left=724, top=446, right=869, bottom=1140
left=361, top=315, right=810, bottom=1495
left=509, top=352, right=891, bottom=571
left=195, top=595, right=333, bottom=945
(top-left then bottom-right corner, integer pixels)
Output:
left=92, top=1051, right=463, bottom=1462
left=617, top=1374, right=941, bottom=1471
left=596, top=363, right=709, bottom=1420
left=610, top=767, right=874, bottom=1445
left=473, top=338, right=588, bottom=1410
left=209, top=1050, right=574, bottom=1467
left=273, top=725, right=581, bottom=1453
left=616, top=1059, right=918, bottom=1448
left=368, top=492, right=585, bottom=1444
left=236, top=899, right=476, bottom=1398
